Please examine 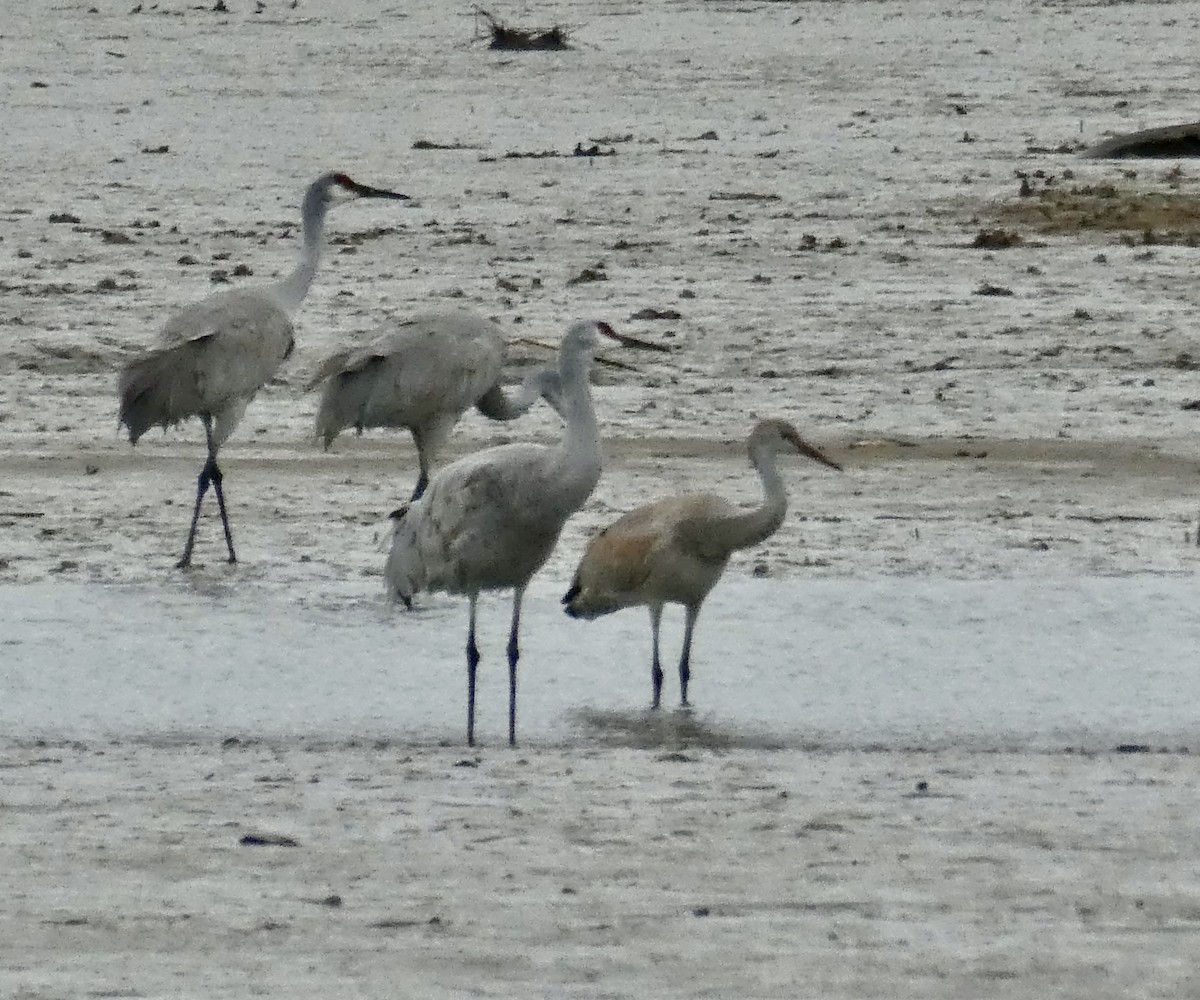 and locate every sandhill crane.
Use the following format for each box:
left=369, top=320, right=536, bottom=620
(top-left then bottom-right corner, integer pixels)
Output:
left=311, top=309, right=560, bottom=500
left=118, top=171, right=409, bottom=568
left=562, top=419, right=842, bottom=709
left=385, top=319, right=634, bottom=748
